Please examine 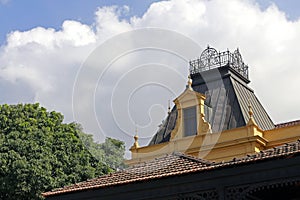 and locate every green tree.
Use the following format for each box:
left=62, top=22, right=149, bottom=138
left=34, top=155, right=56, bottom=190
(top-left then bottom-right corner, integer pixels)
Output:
left=78, top=129, right=126, bottom=170
left=0, top=103, right=125, bottom=200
